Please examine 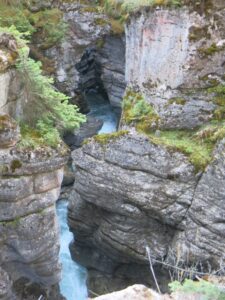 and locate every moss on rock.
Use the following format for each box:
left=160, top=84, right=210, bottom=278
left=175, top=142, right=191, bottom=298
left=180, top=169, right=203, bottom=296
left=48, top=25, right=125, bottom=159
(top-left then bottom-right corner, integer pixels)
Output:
left=122, top=89, right=160, bottom=133
left=93, top=130, right=129, bottom=145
